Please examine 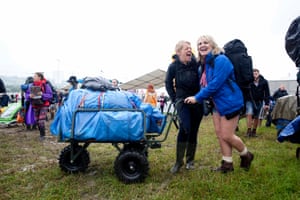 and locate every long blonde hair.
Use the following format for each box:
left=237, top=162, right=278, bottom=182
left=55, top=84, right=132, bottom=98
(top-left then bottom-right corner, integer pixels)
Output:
left=197, top=35, right=224, bottom=62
